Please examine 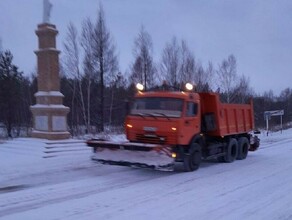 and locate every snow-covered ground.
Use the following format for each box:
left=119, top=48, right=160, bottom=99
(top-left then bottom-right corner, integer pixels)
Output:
left=1, top=130, right=292, bottom=220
